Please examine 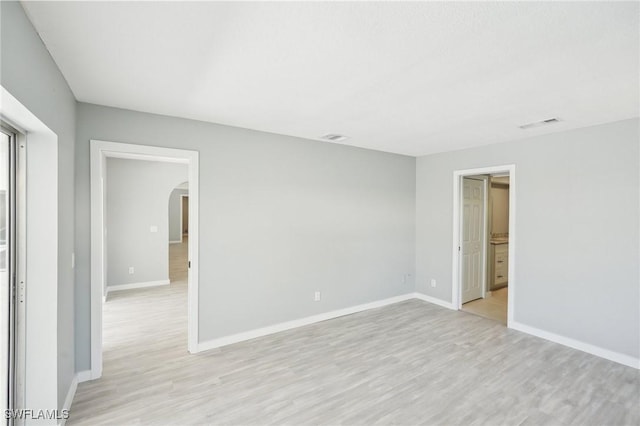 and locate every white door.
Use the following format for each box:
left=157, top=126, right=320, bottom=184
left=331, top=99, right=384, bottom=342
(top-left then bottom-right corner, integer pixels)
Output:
left=461, top=178, right=485, bottom=304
